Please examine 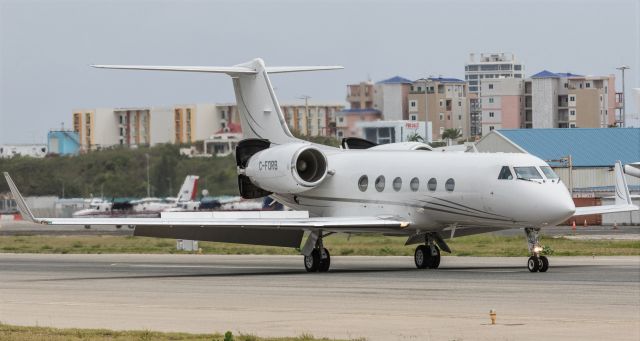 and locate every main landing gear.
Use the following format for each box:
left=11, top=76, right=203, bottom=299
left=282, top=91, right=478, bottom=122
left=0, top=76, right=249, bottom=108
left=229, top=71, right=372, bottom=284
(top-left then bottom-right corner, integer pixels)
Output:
left=303, top=231, right=331, bottom=273
left=525, top=227, right=549, bottom=273
left=414, top=234, right=441, bottom=269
